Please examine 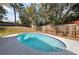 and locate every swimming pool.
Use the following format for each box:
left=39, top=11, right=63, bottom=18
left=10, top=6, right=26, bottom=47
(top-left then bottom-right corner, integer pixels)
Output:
left=17, top=33, right=66, bottom=52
